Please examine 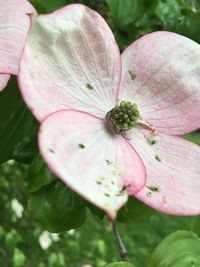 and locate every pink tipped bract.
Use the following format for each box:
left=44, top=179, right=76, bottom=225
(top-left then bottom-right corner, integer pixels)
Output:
left=0, top=0, right=36, bottom=91
left=18, top=4, right=200, bottom=218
